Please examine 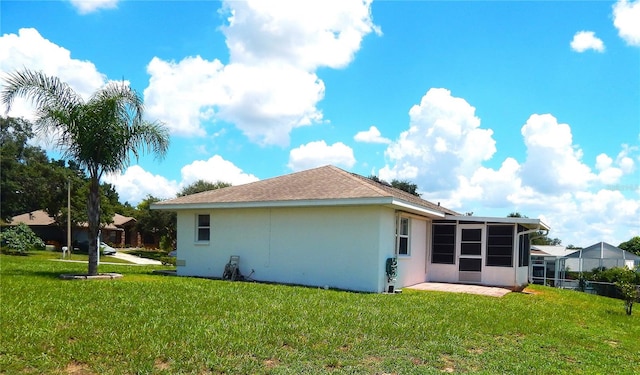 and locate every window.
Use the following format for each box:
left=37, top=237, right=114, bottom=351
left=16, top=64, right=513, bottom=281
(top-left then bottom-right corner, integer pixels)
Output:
left=432, top=224, right=455, bottom=264
left=486, top=225, right=513, bottom=267
left=396, top=217, right=410, bottom=256
left=196, top=214, right=210, bottom=242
